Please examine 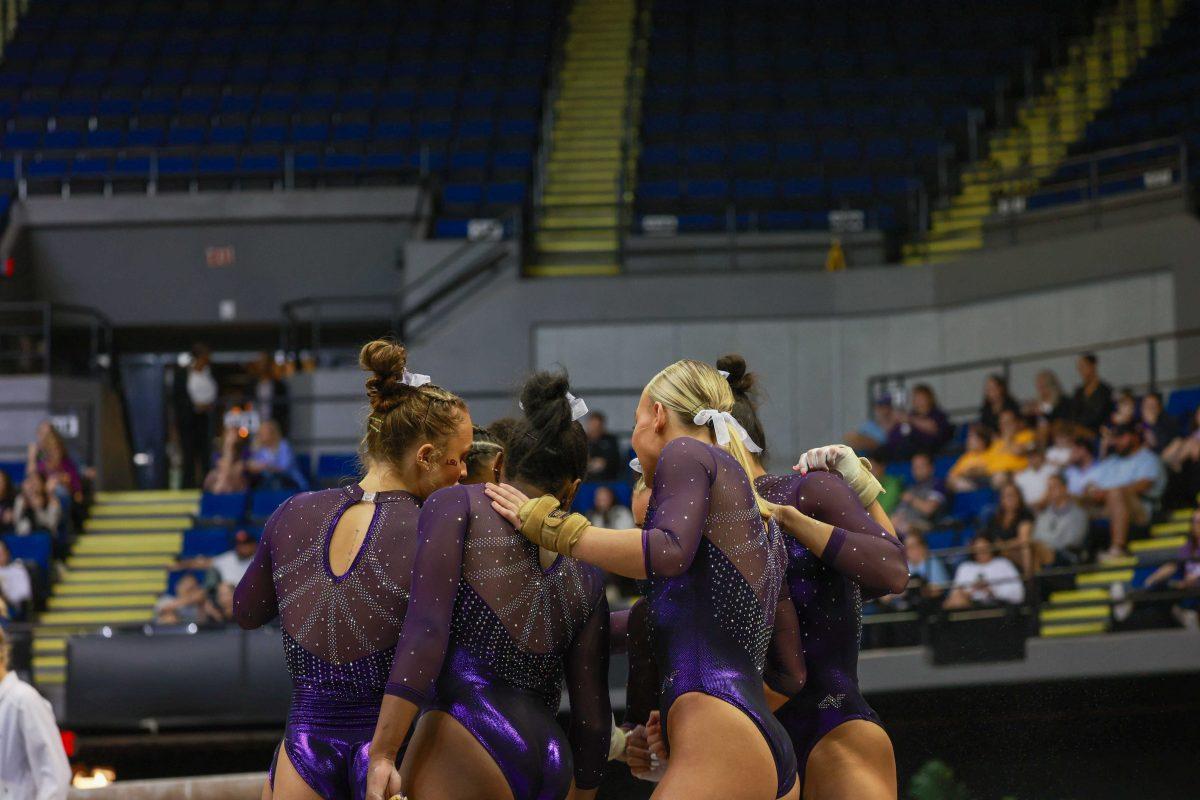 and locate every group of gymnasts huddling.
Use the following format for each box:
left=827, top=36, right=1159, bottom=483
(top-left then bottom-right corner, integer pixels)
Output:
left=232, top=338, right=910, bottom=800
